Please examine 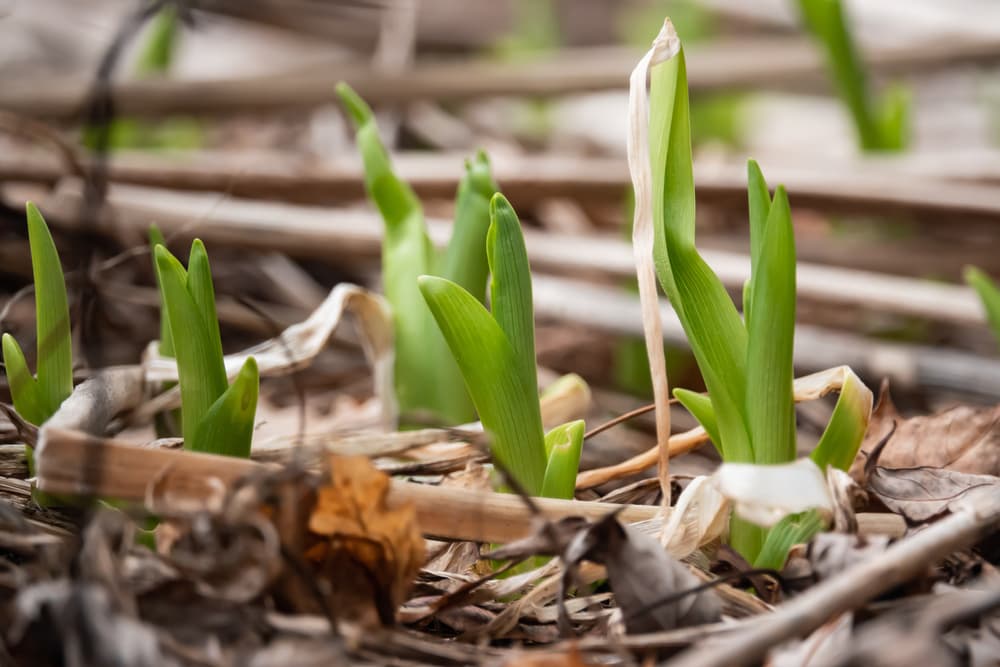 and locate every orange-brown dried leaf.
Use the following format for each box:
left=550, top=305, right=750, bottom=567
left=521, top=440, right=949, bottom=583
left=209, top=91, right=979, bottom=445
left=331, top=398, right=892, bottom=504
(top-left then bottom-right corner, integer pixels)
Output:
left=308, top=455, right=424, bottom=626
left=850, top=383, right=1000, bottom=480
